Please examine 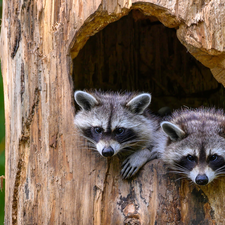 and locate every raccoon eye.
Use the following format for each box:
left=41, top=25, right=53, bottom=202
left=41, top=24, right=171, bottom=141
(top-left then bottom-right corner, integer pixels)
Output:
left=187, top=154, right=195, bottom=162
left=94, top=127, right=103, bottom=134
left=209, top=154, right=218, bottom=162
left=115, top=128, right=125, bottom=135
